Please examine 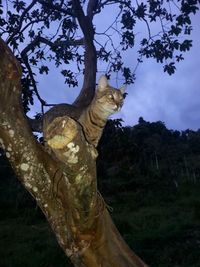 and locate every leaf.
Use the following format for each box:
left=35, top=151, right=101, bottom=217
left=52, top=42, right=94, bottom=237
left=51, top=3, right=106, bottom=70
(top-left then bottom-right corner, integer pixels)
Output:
left=170, top=25, right=182, bottom=36
left=163, top=62, right=176, bottom=75
left=61, top=69, right=78, bottom=87
left=39, top=65, right=49, bottom=75
left=176, top=54, right=184, bottom=62
left=13, top=0, right=26, bottom=12
left=180, top=40, right=192, bottom=52
left=141, top=38, right=148, bottom=46
left=28, top=30, right=35, bottom=38
left=121, top=10, right=136, bottom=30
left=135, top=2, right=147, bottom=19
left=123, top=67, right=135, bottom=84
left=121, top=31, right=135, bottom=50
left=29, top=57, right=38, bottom=66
